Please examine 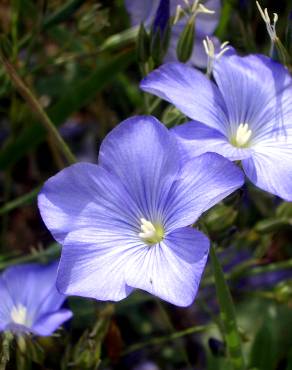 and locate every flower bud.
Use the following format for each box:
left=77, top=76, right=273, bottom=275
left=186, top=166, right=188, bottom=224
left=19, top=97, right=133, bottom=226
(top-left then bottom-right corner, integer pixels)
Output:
left=176, top=16, right=195, bottom=63
left=149, top=0, right=171, bottom=64
left=137, top=23, right=150, bottom=63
